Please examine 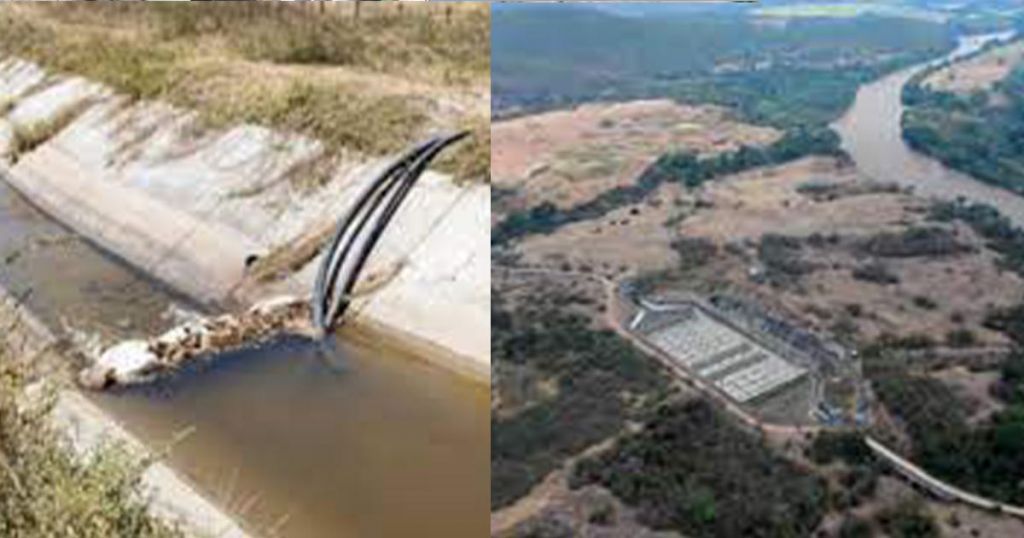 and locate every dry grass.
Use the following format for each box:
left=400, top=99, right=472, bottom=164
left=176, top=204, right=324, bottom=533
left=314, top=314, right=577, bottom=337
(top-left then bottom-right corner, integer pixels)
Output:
left=492, top=100, right=779, bottom=211
left=9, top=100, right=94, bottom=162
left=249, top=219, right=337, bottom=283
left=0, top=2, right=489, bottom=181
left=434, top=115, right=491, bottom=183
